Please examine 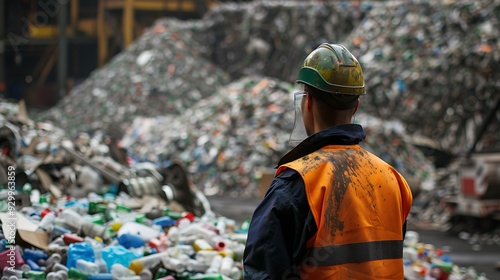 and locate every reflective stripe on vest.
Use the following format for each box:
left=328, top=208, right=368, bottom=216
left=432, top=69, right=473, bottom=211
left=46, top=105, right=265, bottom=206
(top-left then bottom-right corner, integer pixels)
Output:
left=303, top=240, right=403, bottom=266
